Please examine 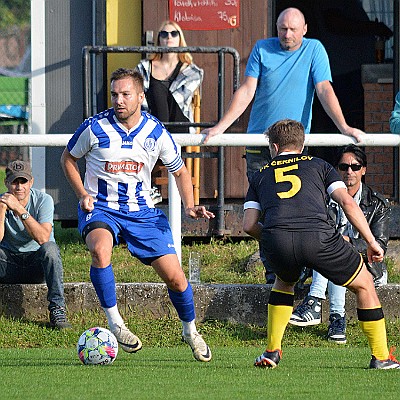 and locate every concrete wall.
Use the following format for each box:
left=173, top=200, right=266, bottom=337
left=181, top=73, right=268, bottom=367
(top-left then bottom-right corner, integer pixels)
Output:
left=1, top=282, right=399, bottom=325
